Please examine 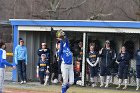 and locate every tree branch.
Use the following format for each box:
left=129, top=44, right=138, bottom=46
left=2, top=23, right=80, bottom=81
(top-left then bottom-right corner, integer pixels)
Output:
left=41, top=0, right=63, bottom=13
left=117, top=6, right=136, bottom=21
left=55, top=0, right=63, bottom=11
left=132, top=0, right=139, bottom=6
left=63, top=0, right=87, bottom=12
